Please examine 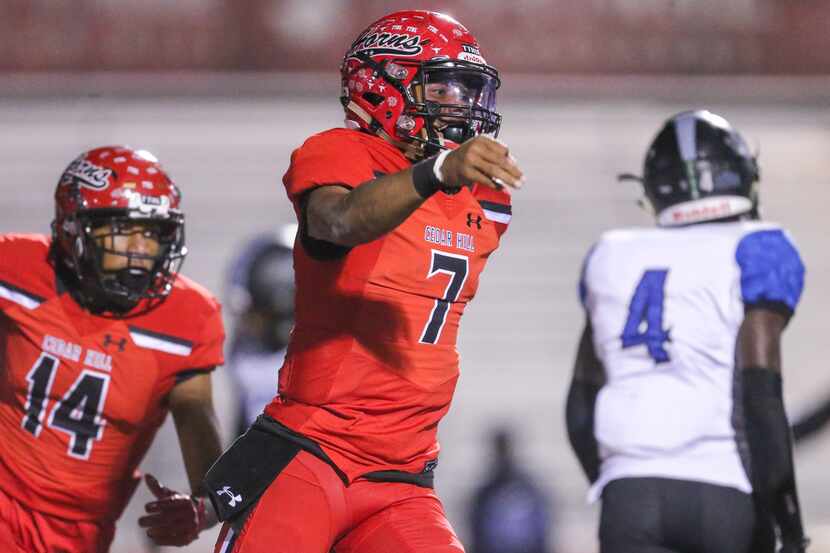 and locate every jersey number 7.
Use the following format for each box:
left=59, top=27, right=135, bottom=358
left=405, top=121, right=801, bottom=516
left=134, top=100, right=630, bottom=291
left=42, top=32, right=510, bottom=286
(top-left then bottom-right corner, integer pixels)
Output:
left=22, top=352, right=110, bottom=460
left=621, top=269, right=671, bottom=363
left=419, top=250, right=469, bottom=345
